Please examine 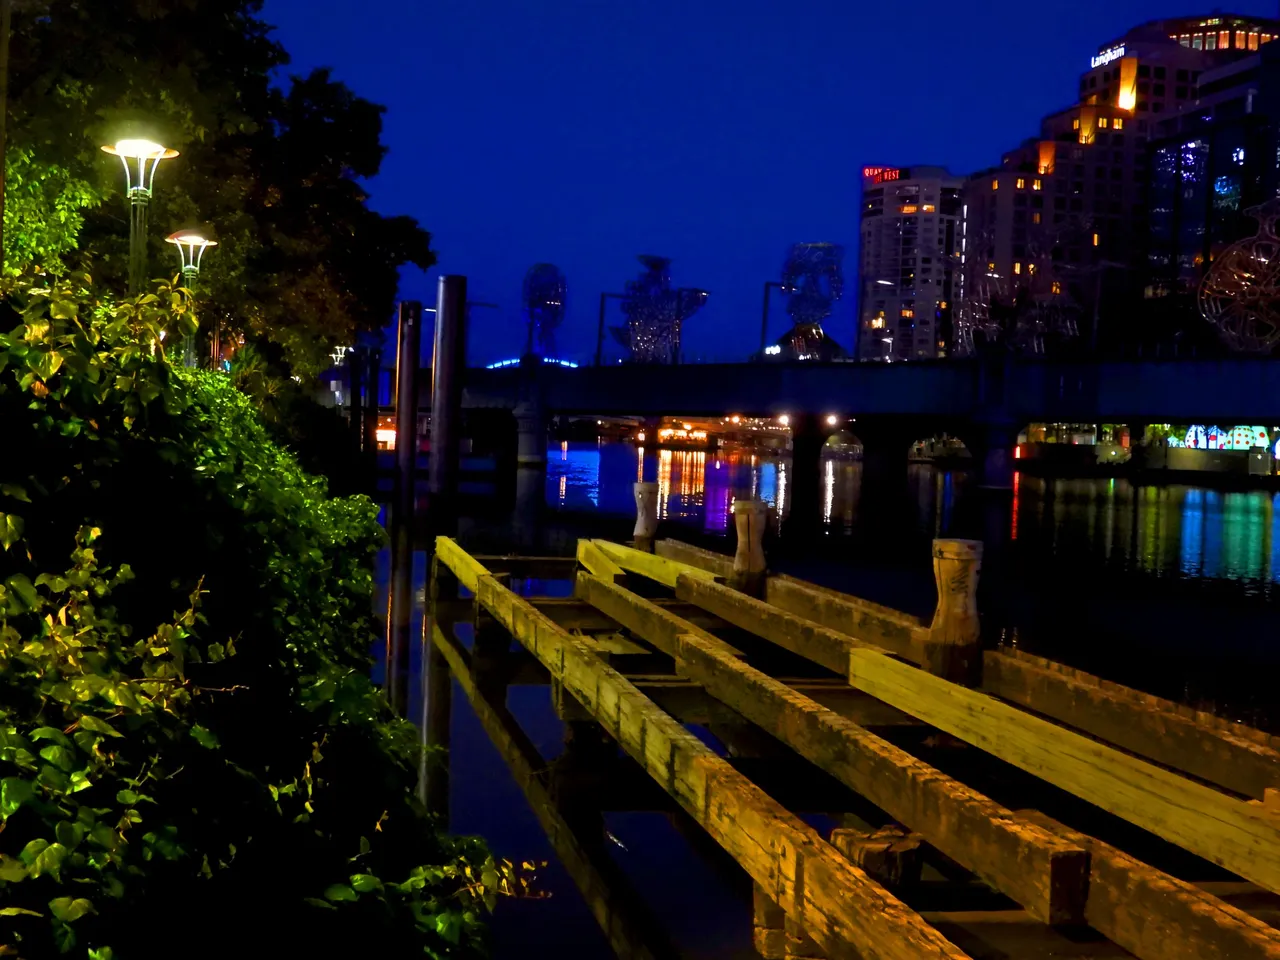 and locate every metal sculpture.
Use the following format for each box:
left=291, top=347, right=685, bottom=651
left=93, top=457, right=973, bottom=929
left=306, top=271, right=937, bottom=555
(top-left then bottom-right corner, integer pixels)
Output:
left=612, top=256, right=707, bottom=363
left=1199, top=198, right=1280, bottom=353
left=522, top=263, right=567, bottom=358
left=776, top=242, right=844, bottom=359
